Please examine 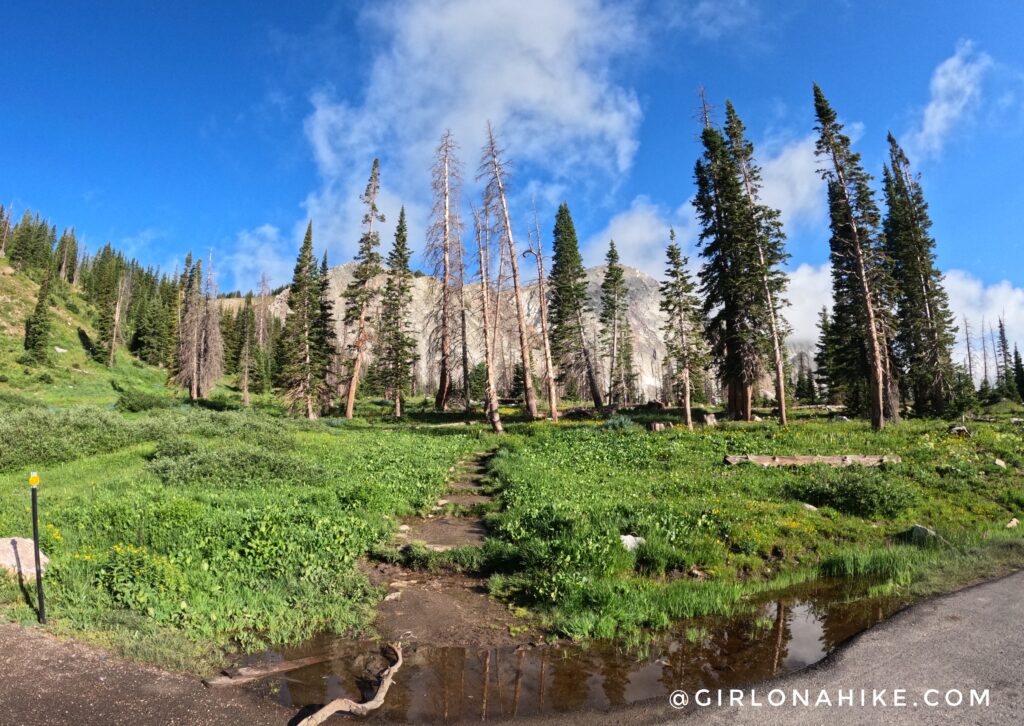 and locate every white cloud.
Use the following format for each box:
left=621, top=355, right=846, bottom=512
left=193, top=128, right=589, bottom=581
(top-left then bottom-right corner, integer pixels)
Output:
left=783, top=263, right=832, bottom=346
left=222, top=224, right=295, bottom=293
left=759, top=134, right=824, bottom=231
left=582, top=196, right=700, bottom=277
left=298, top=0, right=643, bottom=268
left=666, top=0, right=760, bottom=41
left=904, top=40, right=992, bottom=161
left=944, top=269, right=1024, bottom=367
